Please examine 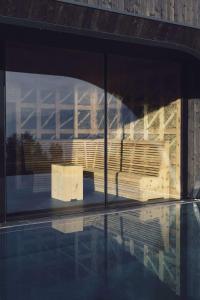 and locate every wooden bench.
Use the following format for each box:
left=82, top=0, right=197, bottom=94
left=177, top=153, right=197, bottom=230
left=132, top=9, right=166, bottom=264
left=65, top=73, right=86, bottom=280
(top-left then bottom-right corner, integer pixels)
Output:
left=22, top=139, right=169, bottom=201
left=93, top=140, right=170, bottom=201
left=118, top=141, right=170, bottom=200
